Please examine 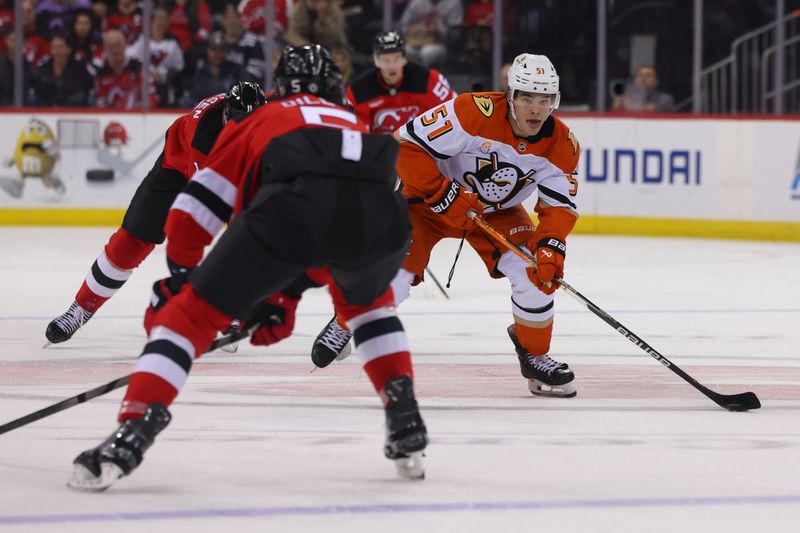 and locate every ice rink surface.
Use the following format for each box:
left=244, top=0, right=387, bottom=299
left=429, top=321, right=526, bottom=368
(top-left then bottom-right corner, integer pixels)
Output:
left=1, top=227, right=799, bottom=532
